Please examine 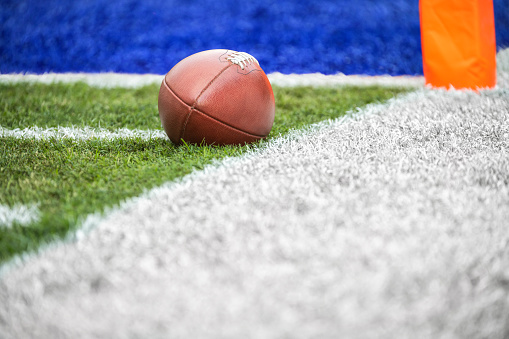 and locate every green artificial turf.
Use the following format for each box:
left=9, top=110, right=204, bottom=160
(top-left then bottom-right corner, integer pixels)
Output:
left=0, top=82, right=410, bottom=263
left=0, top=83, right=161, bottom=130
